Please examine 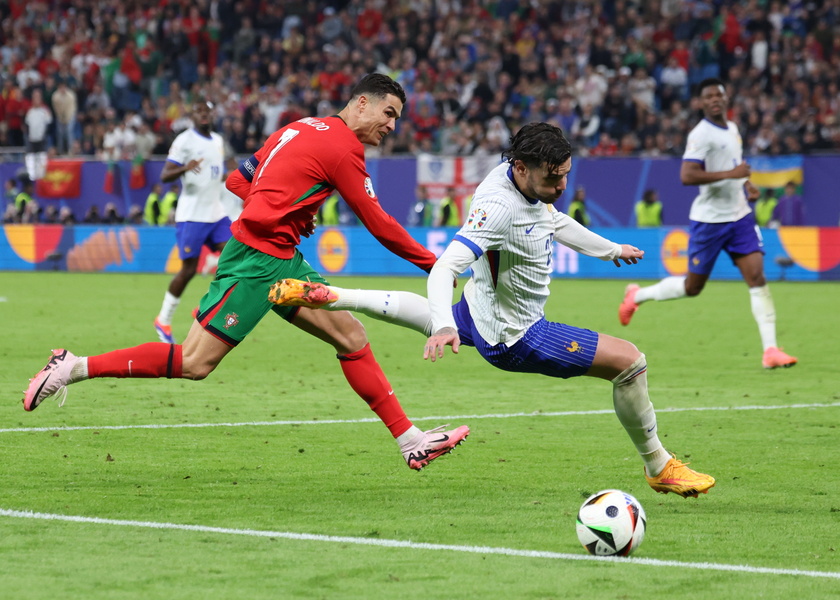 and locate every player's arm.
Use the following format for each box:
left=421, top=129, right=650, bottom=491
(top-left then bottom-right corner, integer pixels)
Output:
left=552, top=207, right=641, bottom=266
left=160, top=158, right=203, bottom=183
left=680, top=160, right=751, bottom=186
left=226, top=154, right=260, bottom=200
left=334, top=155, right=436, bottom=272
left=424, top=239, right=477, bottom=362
